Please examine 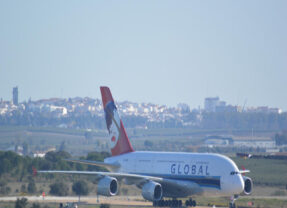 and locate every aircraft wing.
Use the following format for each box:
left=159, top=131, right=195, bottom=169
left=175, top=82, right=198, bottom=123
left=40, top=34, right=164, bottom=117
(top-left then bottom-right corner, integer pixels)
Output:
left=37, top=170, right=202, bottom=196
left=37, top=170, right=162, bottom=183
left=64, top=159, right=120, bottom=171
